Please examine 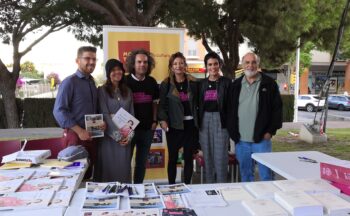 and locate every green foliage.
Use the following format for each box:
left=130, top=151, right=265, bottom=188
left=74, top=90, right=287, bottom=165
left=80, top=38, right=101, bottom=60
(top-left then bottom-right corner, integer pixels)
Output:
left=22, top=98, right=58, bottom=128
left=281, top=95, right=294, bottom=122
left=20, top=61, right=43, bottom=79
